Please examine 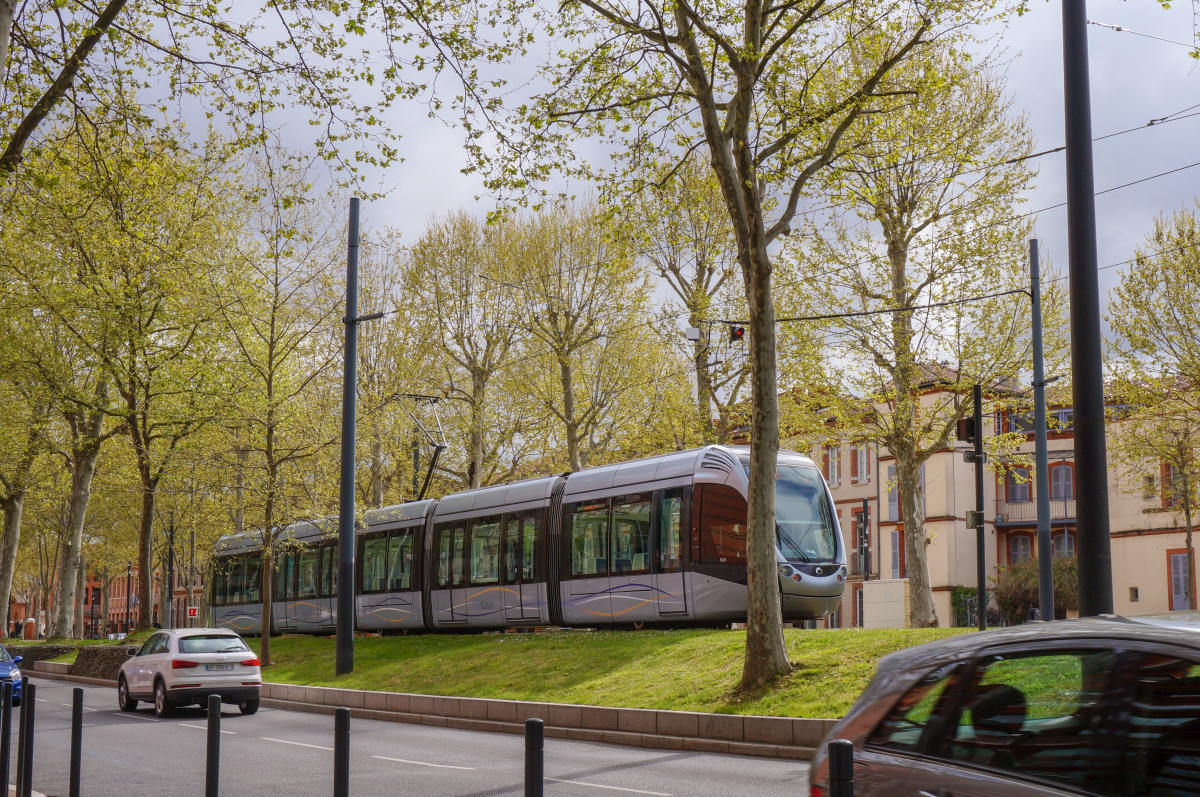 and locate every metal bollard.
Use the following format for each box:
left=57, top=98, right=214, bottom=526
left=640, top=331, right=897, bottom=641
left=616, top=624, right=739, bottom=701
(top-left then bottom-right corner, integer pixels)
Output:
left=0, top=681, right=12, bottom=793
left=334, top=707, right=350, bottom=797
left=14, top=676, right=26, bottom=796
left=827, top=739, right=854, bottom=797
left=206, top=695, right=221, bottom=797
left=525, top=718, right=544, bottom=797
left=19, top=683, right=34, bottom=797
left=70, top=687, right=83, bottom=797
